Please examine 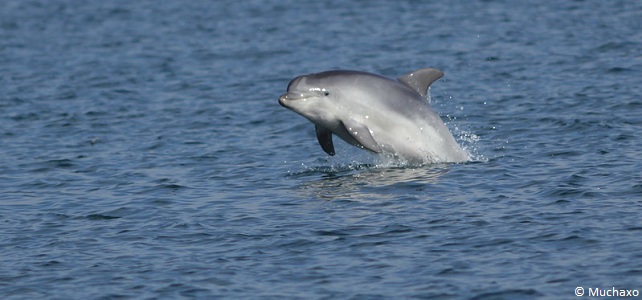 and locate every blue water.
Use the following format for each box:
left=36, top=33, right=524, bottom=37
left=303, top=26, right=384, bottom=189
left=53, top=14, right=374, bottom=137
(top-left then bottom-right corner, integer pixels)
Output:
left=1, top=0, right=641, bottom=299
